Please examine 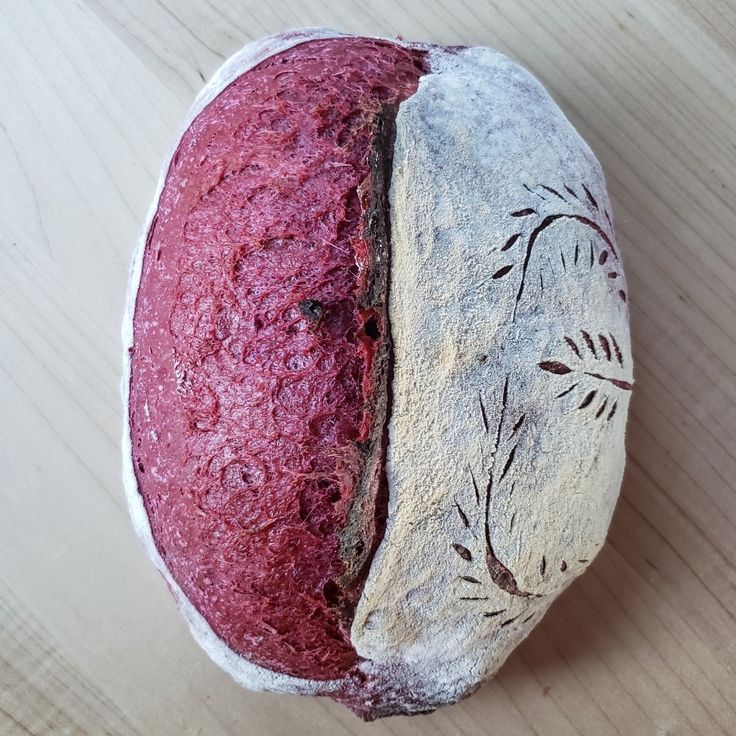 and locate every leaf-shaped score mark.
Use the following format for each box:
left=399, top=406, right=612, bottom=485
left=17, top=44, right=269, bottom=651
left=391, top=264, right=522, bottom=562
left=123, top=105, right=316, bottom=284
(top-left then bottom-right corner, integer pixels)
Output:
left=492, top=264, right=514, bottom=279
left=581, top=330, right=597, bottom=357
left=453, top=543, right=472, bottom=561
left=456, top=503, right=470, bottom=528
left=578, top=390, right=597, bottom=409
left=564, top=336, right=582, bottom=358
left=611, top=334, right=624, bottom=366
left=585, top=373, right=632, bottom=391
left=459, top=575, right=482, bottom=584
left=502, top=233, right=522, bottom=251
left=582, top=183, right=599, bottom=211
left=539, top=360, right=572, bottom=375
